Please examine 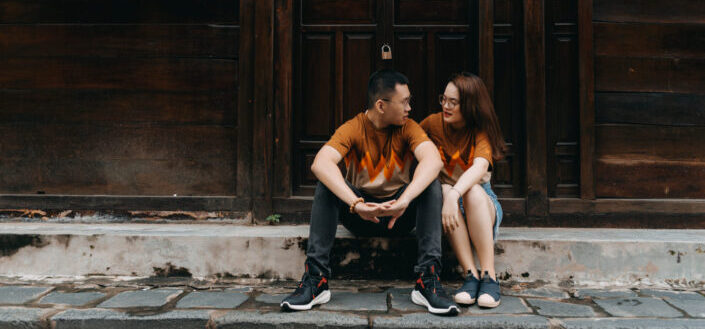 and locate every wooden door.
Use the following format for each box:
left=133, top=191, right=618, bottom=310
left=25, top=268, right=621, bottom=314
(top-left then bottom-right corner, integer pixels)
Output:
left=290, top=0, right=499, bottom=197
